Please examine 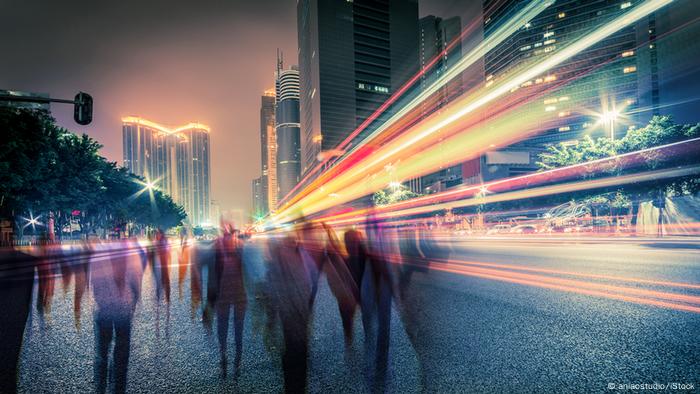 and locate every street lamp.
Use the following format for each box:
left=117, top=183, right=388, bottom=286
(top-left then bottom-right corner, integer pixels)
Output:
left=599, top=109, right=620, bottom=140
